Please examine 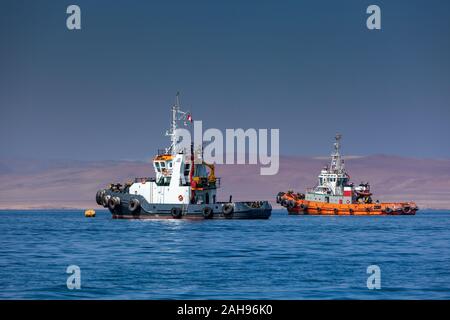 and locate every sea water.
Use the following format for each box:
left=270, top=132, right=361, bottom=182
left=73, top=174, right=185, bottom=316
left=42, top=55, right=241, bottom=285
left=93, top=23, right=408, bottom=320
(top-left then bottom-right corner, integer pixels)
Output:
left=0, top=210, right=449, bottom=299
